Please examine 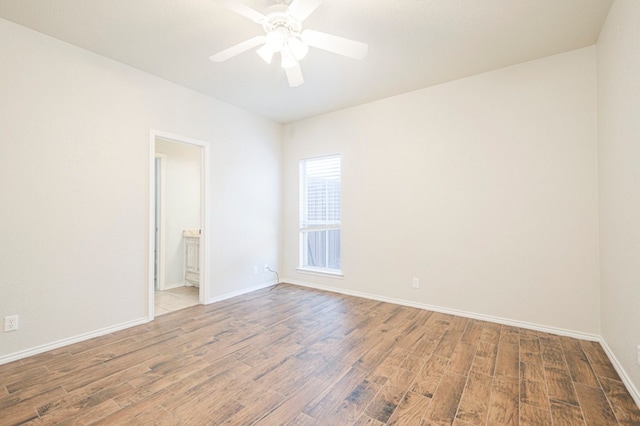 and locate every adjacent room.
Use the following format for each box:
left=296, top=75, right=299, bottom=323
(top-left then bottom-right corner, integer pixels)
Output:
left=1, top=0, right=639, bottom=424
